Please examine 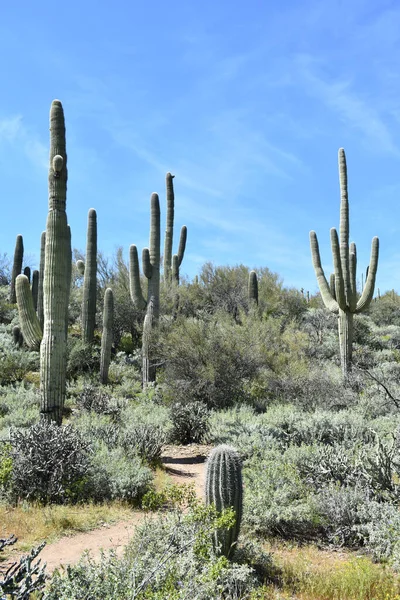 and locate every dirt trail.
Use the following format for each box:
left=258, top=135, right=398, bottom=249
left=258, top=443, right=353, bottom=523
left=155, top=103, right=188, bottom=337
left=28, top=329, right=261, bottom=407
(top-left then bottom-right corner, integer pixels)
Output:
left=3, top=445, right=211, bottom=575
